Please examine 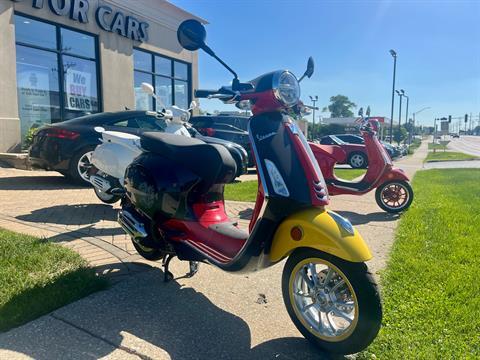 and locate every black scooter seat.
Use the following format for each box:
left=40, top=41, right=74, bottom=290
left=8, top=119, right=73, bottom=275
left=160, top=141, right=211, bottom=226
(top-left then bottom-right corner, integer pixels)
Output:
left=140, top=132, right=237, bottom=185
